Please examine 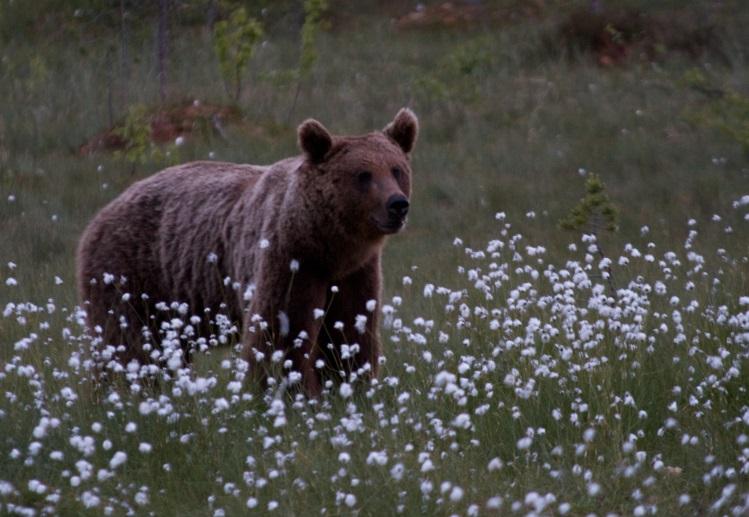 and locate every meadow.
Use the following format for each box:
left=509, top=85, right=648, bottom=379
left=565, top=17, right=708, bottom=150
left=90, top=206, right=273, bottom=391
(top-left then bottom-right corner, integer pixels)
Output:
left=1, top=0, right=749, bottom=514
